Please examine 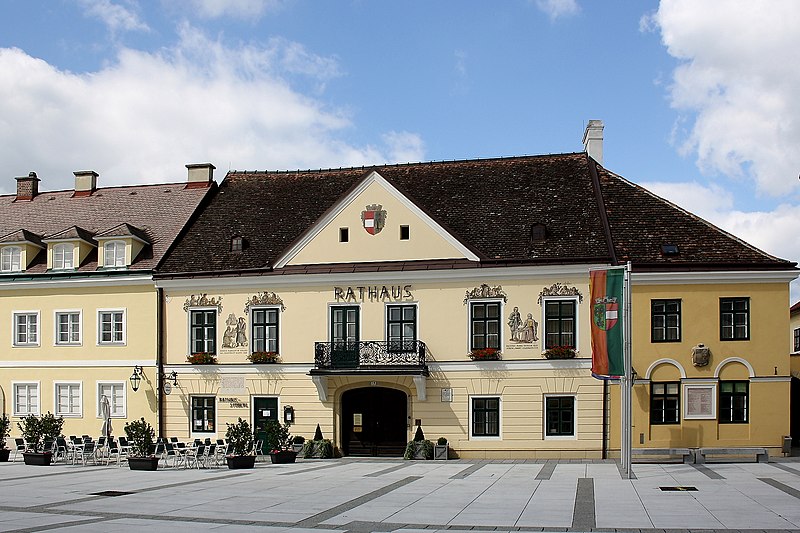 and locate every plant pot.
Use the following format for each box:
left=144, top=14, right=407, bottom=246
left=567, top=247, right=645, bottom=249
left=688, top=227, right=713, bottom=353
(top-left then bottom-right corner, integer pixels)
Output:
left=269, top=450, right=297, bottom=464
left=23, top=452, right=53, bottom=466
left=0, top=449, right=10, bottom=462
left=434, top=445, right=448, bottom=460
left=226, top=455, right=256, bottom=469
left=128, top=456, right=160, bottom=471
left=292, top=443, right=304, bottom=453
